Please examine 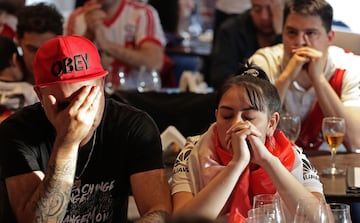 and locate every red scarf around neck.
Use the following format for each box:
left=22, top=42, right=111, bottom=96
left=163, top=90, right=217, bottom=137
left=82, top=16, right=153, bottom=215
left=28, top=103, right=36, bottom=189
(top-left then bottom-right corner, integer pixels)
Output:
left=214, top=128, right=295, bottom=223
